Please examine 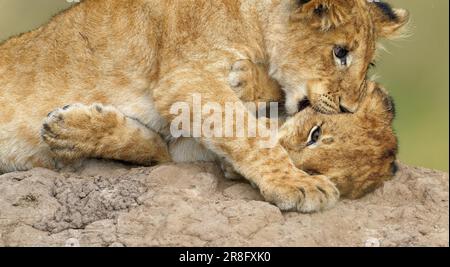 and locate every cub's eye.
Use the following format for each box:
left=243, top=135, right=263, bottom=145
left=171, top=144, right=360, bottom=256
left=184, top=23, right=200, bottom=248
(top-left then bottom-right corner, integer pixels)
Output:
left=333, top=46, right=349, bottom=59
left=307, top=125, right=322, bottom=146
